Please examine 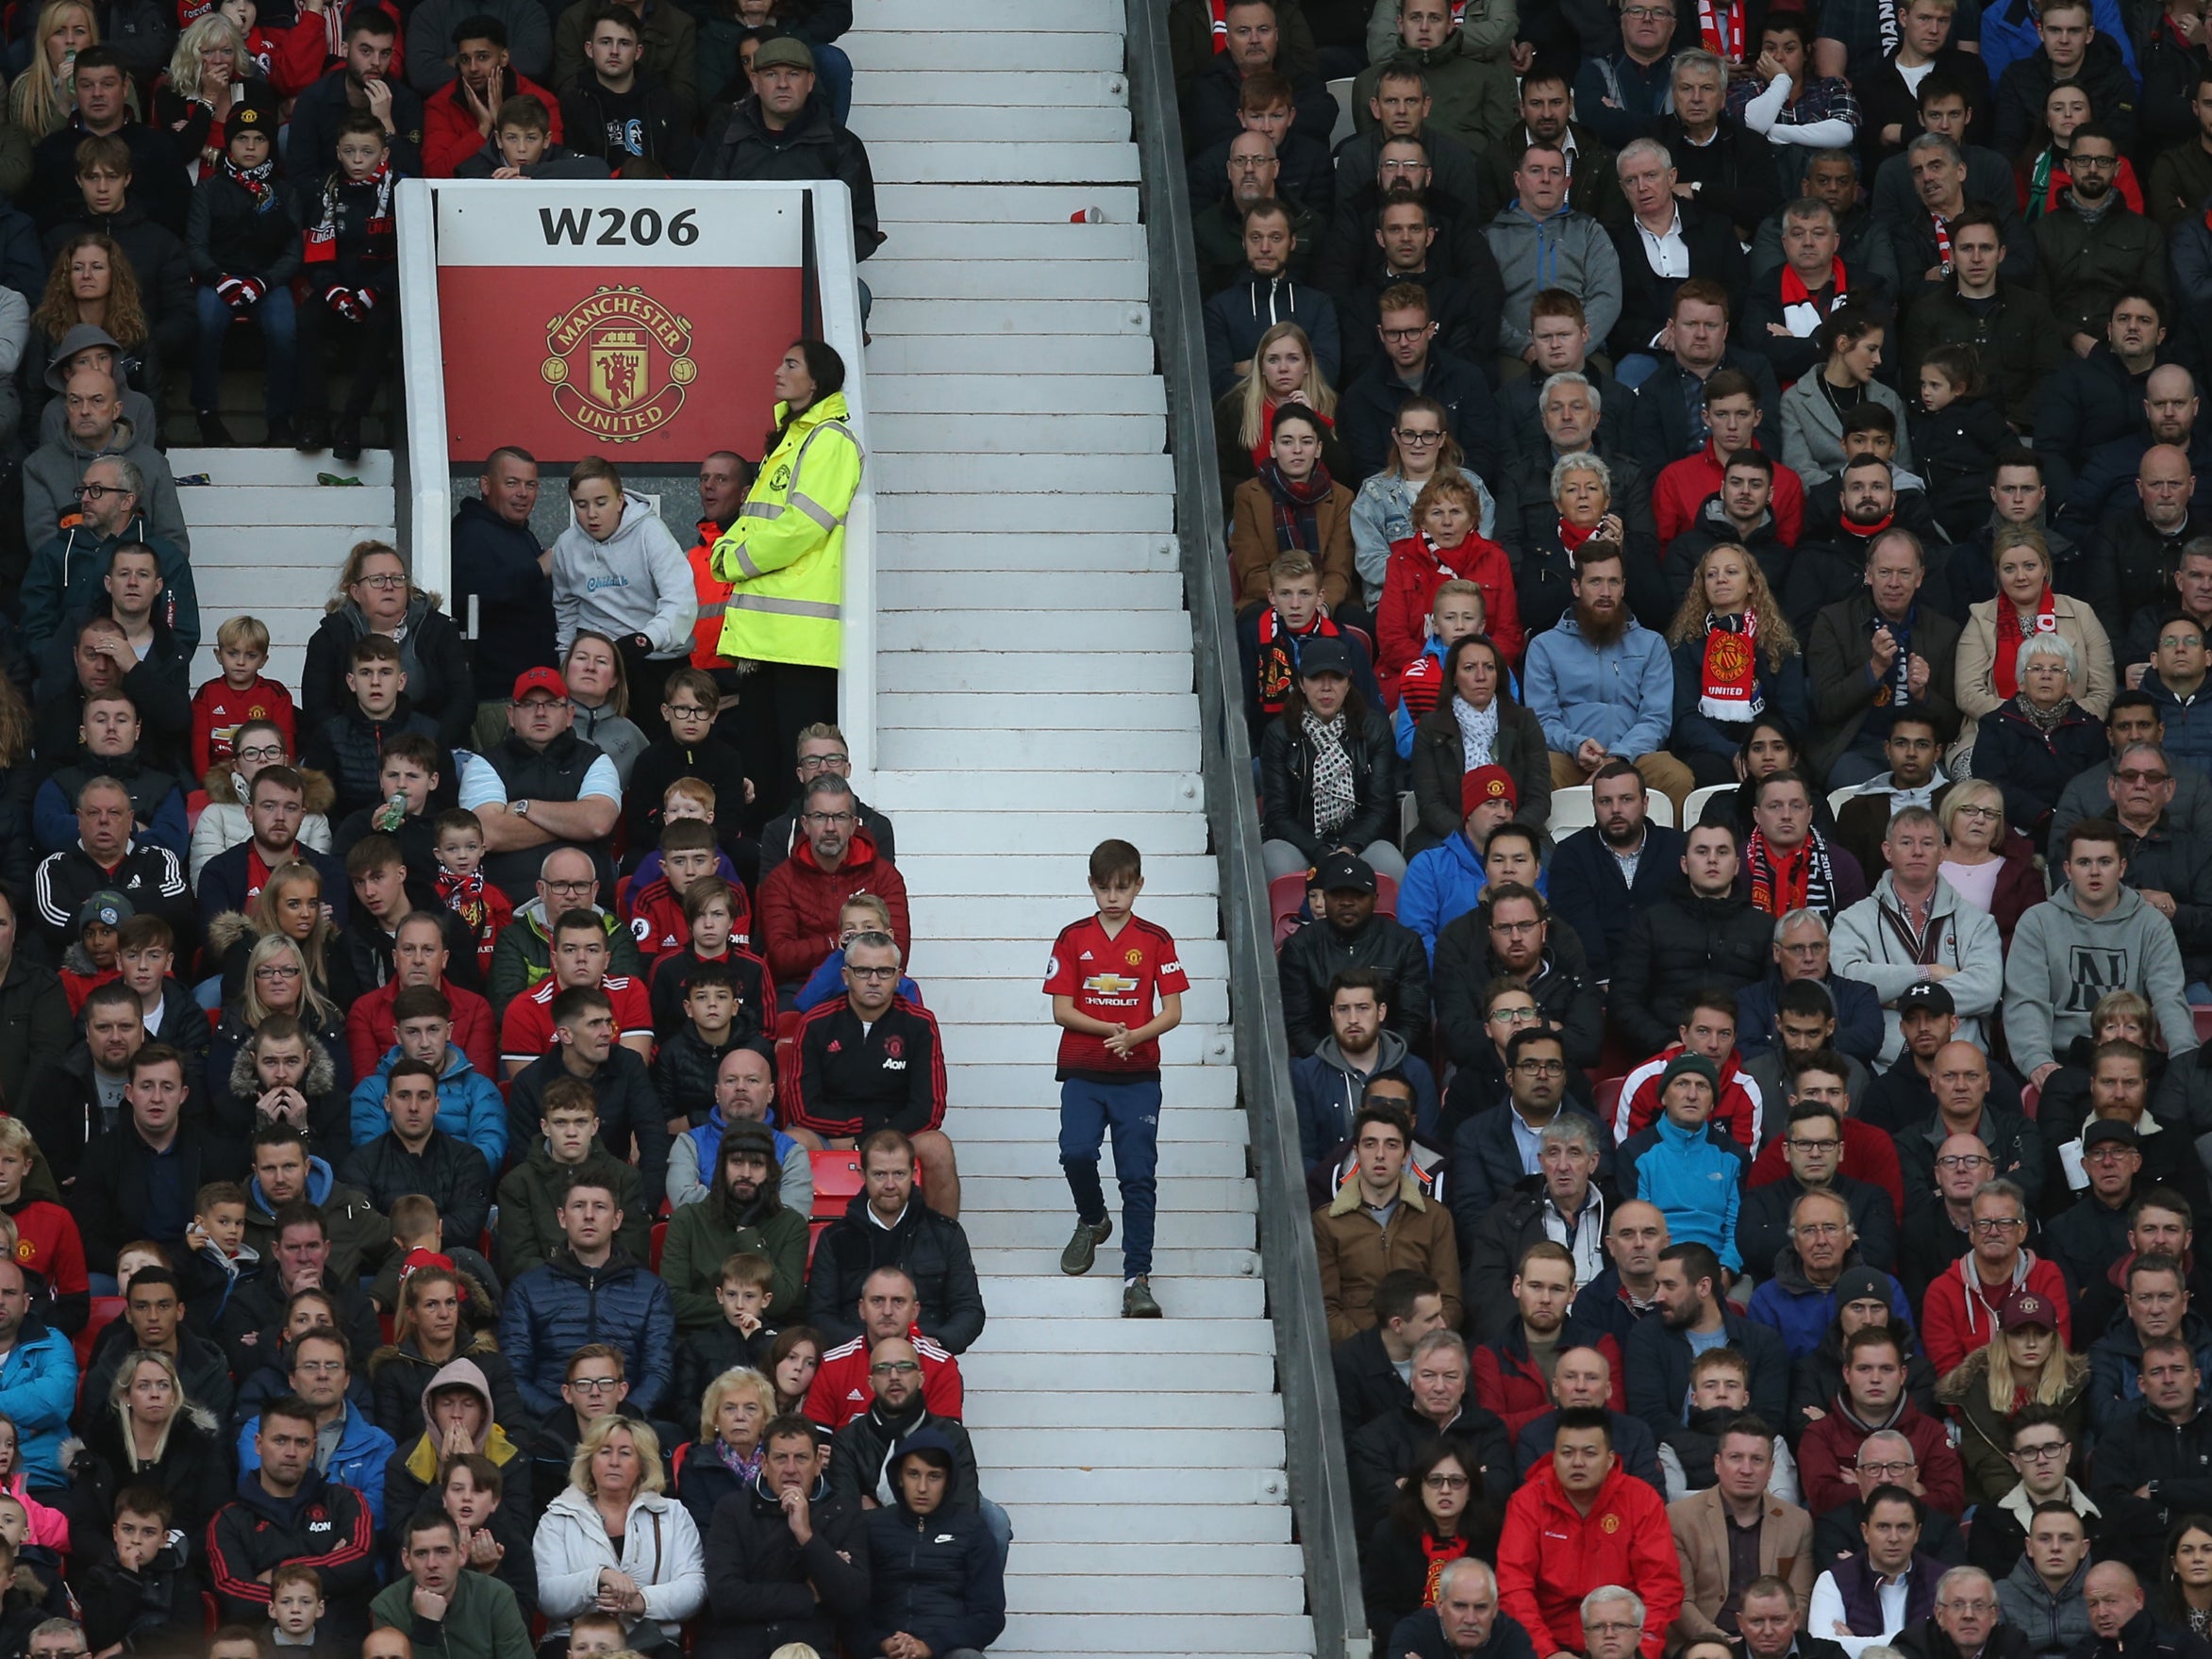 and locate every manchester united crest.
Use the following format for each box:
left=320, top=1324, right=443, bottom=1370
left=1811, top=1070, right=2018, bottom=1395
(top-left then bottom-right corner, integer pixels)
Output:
left=1706, top=631, right=1753, bottom=681
left=541, top=286, right=698, bottom=443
